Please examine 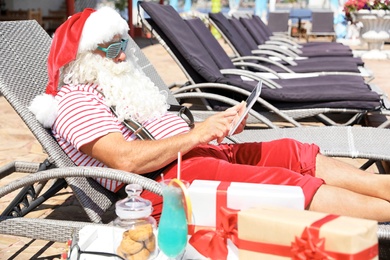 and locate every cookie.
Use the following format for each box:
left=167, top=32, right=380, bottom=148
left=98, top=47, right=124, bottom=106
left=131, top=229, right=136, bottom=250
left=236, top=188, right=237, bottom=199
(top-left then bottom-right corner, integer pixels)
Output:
left=129, top=248, right=150, bottom=260
left=126, top=224, right=153, bottom=242
left=144, top=234, right=156, bottom=252
left=117, top=247, right=128, bottom=259
left=118, top=236, right=143, bottom=255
